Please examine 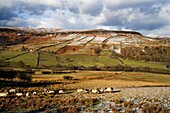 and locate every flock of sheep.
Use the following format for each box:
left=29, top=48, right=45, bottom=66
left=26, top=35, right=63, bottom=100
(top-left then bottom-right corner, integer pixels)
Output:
left=0, top=88, right=64, bottom=97
left=77, top=87, right=114, bottom=94
left=0, top=87, right=114, bottom=98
